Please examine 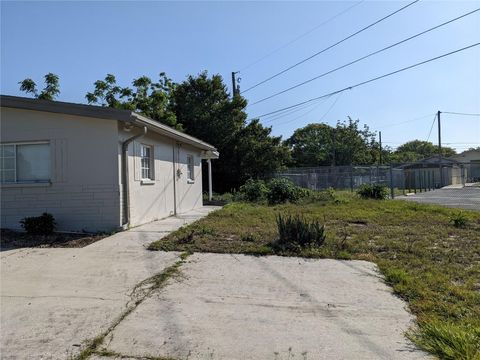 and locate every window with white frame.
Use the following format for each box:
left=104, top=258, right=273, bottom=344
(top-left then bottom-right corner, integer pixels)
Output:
left=140, top=144, right=153, bottom=180
left=187, top=154, right=194, bottom=182
left=0, top=142, right=51, bottom=184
